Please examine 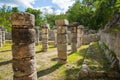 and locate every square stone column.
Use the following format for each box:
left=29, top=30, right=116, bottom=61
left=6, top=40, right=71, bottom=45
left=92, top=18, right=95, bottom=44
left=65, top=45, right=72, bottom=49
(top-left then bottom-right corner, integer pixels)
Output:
left=70, top=22, right=79, bottom=52
left=35, top=27, right=40, bottom=45
left=11, top=12, right=37, bottom=80
left=77, top=25, right=85, bottom=47
left=0, top=29, right=2, bottom=48
left=2, top=28, right=6, bottom=44
left=41, top=24, right=49, bottom=52
left=55, top=19, right=69, bottom=64
left=53, top=26, right=57, bottom=47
